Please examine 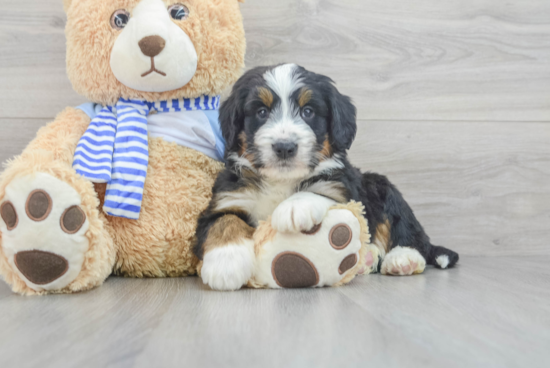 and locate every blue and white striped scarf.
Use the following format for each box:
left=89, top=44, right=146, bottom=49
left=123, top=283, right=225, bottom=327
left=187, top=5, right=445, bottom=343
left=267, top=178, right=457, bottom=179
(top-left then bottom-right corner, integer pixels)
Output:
left=73, top=96, right=220, bottom=220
